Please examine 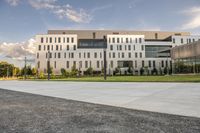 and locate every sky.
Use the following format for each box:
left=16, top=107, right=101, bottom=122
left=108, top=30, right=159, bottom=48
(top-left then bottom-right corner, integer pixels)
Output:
left=0, top=0, right=200, bottom=67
